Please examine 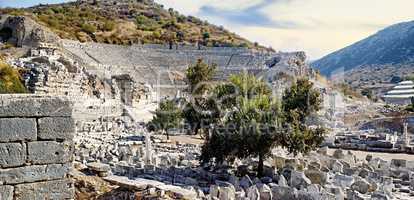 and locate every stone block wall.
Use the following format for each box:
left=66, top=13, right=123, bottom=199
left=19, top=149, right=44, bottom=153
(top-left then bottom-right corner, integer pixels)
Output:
left=0, top=95, right=74, bottom=200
